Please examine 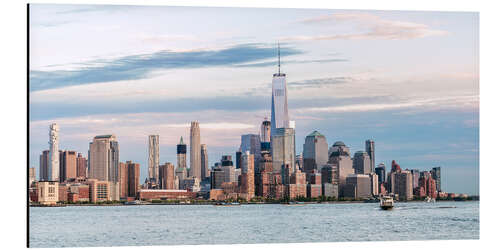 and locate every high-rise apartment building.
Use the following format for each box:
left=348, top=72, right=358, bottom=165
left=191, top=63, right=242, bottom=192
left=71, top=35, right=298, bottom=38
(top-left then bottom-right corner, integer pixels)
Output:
left=39, top=150, right=49, bottom=181
left=353, top=151, right=371, bottom=174
left=119, top=161, right=140, bottom=199
left=148, top=135, right=160, bottom=184
left=410, top=169, right=420, bottom=189
left=159, top=162, right=175, bottom=190
left=241, top=151, right=255, bottom=200
left=270, top=44, right=290, bottom=138
left=59, top=150, right=77, bottom=182
left=190, top=121, right=201, bottom=180
left=303, top=131, right=328, bottom=173
left=272, top=128, right=296, bottom=174
left=365, top=139, right=375, bottom=172
left=76, top=153, right=87, bottom=179
left=201, top=144, right=209, bottom=180
left=48, top=123, right=60, bottom=181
